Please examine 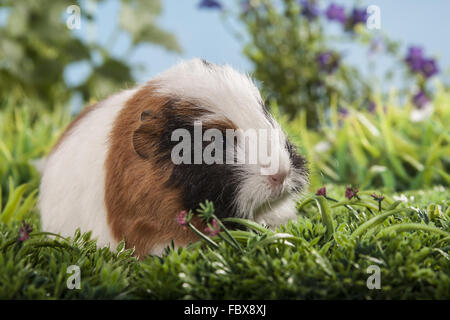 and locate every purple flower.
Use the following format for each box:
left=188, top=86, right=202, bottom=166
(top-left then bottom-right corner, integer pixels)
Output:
left=204, top=219, right=220, bottom=237
left=345, top=186, right=359, bottom=200
left=405, top=46, right=439, bottom=78
left=317, top=51, right=339, bottom=73
left=405, top=46, right=425, bottom=72
left=177, top=210, right=189, bottom=226
left=420, top=58, right=438, bottom=78
left=300, top=0, right=320, bottom=21
left=370, top=193, right=385, bottom=201
left=350, top=8, right=367, bottom=24
left=18, top=222, right=33, bottom=243
left=316, top=187, right=327, bottom=197
left=368, top=101, right=376, bottom=113
left=241, top=0, right=251, bottom=14
left=198, top=0, right=222, bottom=9
left=345, top=7, right=367, bottom=30
left=338, top=107, right=349, bottom=117
left=407, top=46, right=424, bottom=60
left=325, top=3, right=346, bottom=24
left=412, top=91, right=430, bottom=109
